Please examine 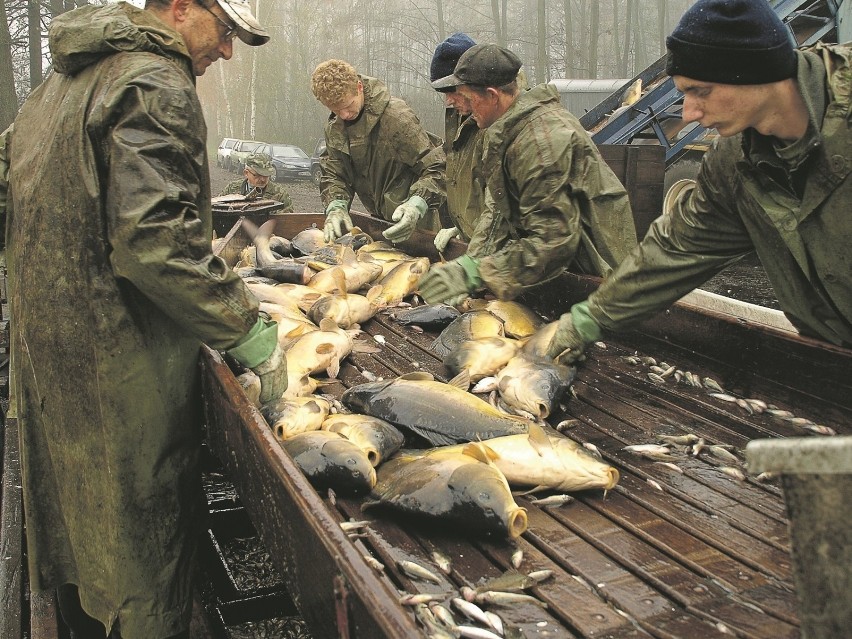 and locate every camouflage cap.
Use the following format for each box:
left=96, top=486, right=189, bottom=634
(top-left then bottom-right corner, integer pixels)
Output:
left=245, top=152, right=275, bottom=177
